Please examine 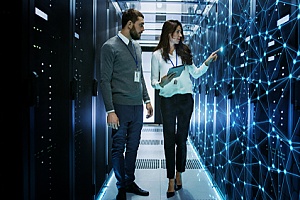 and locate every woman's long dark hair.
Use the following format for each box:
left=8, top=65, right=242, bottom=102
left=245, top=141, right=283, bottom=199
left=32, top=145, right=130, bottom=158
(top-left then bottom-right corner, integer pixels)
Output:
left=154, top=20, right=192, bottom=65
